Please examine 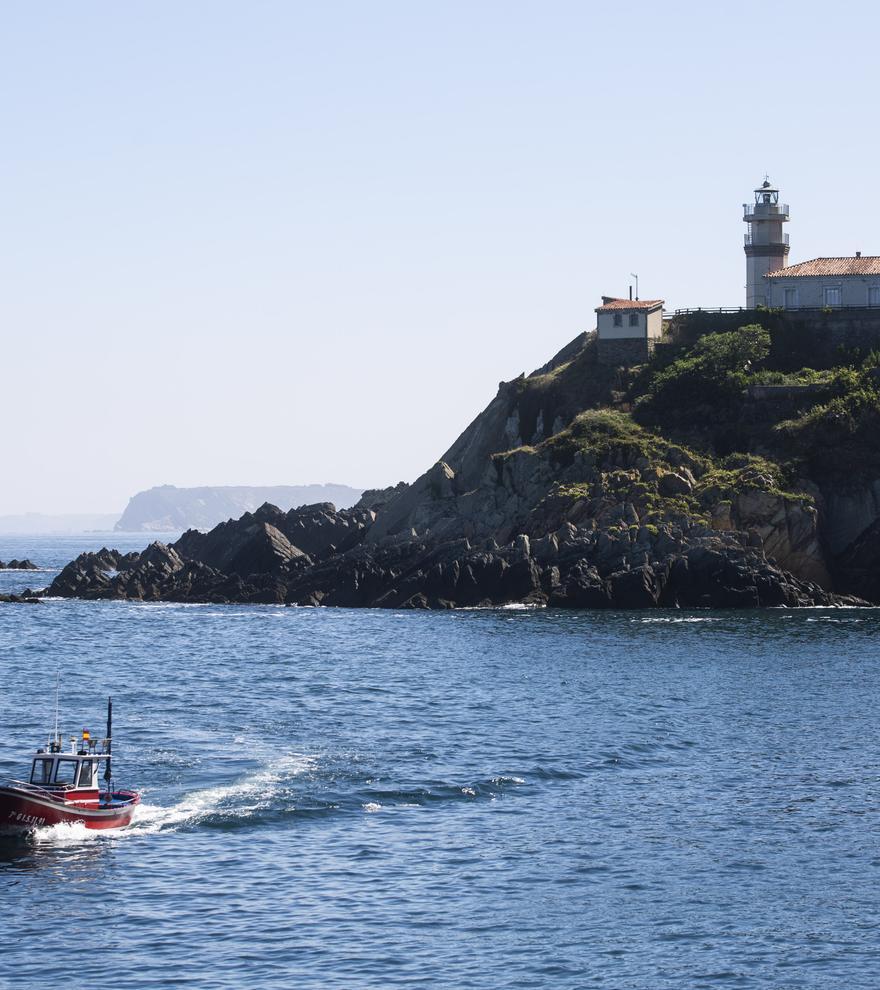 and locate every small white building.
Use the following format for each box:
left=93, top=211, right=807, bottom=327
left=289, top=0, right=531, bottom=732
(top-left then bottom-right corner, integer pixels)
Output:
left=595, top=296, right=664, bottom=365
left=765, top=255, right=880, bottom=309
